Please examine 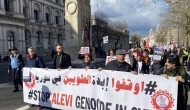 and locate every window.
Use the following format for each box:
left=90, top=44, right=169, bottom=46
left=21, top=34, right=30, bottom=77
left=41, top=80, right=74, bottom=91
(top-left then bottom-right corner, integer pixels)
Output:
left=48, top=33, right=51, bottom=43
left=55, top=16, right=59, bottom=24
left=46, top=13, right=49, bottom=23
left=37, top=32, right=40, bottom=42
left=4, top=0, right=10, bottom=12
left=58, top=34, right=61, bottom=43
left=56, top=0, right=60, bottom=3
left=34, top=10, right=38, bottom=20
left=23, top=7, right=28, bottom=18
left=8, top=31, right=14, bottom=49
